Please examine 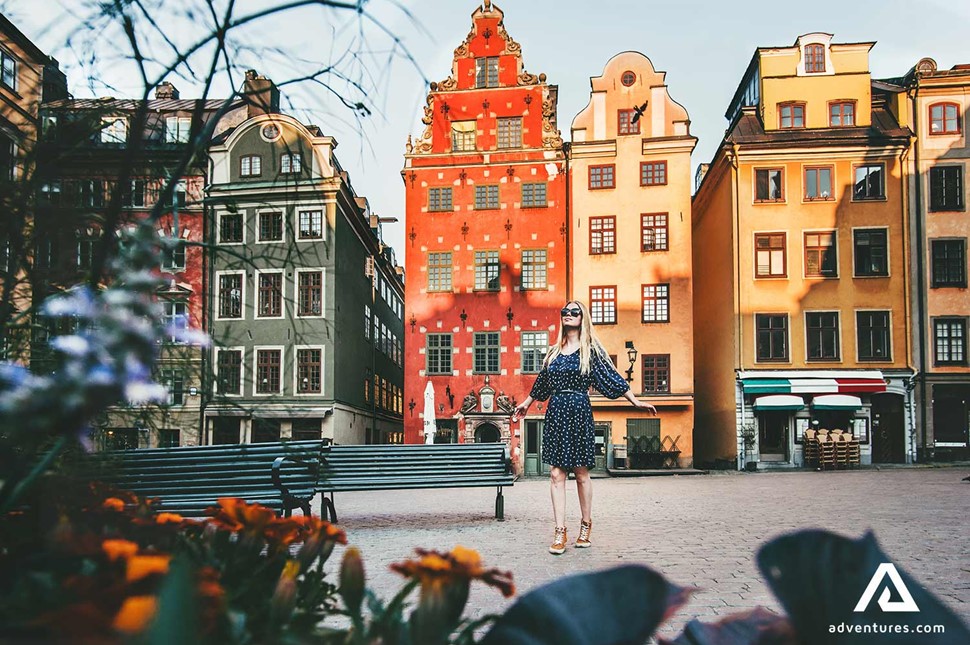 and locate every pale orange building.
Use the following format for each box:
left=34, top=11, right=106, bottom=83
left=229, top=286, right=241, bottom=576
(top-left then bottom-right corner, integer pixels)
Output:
left=570, top=52, right=696, bottom=469
left=692, top=34, right=914, bottom=469
left=902, top=59, right=970, bottom=460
